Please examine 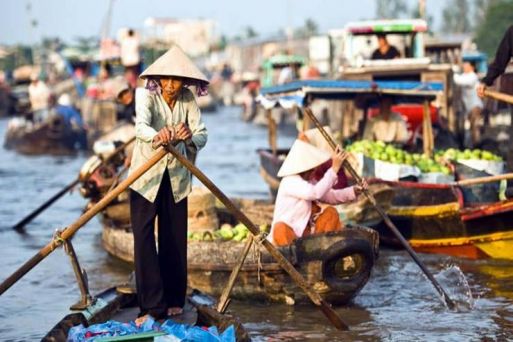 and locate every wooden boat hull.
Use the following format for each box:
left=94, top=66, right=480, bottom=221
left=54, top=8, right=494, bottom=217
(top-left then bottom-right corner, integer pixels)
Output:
left=42, top=287, right=250, bottom=341
left=4, top=119, right=87, bottom=155
left=102, top=220, right=379, bottom=306
left=370, top=180, right=513, bottom=260
left=256, top=148, right=287, bottom=198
